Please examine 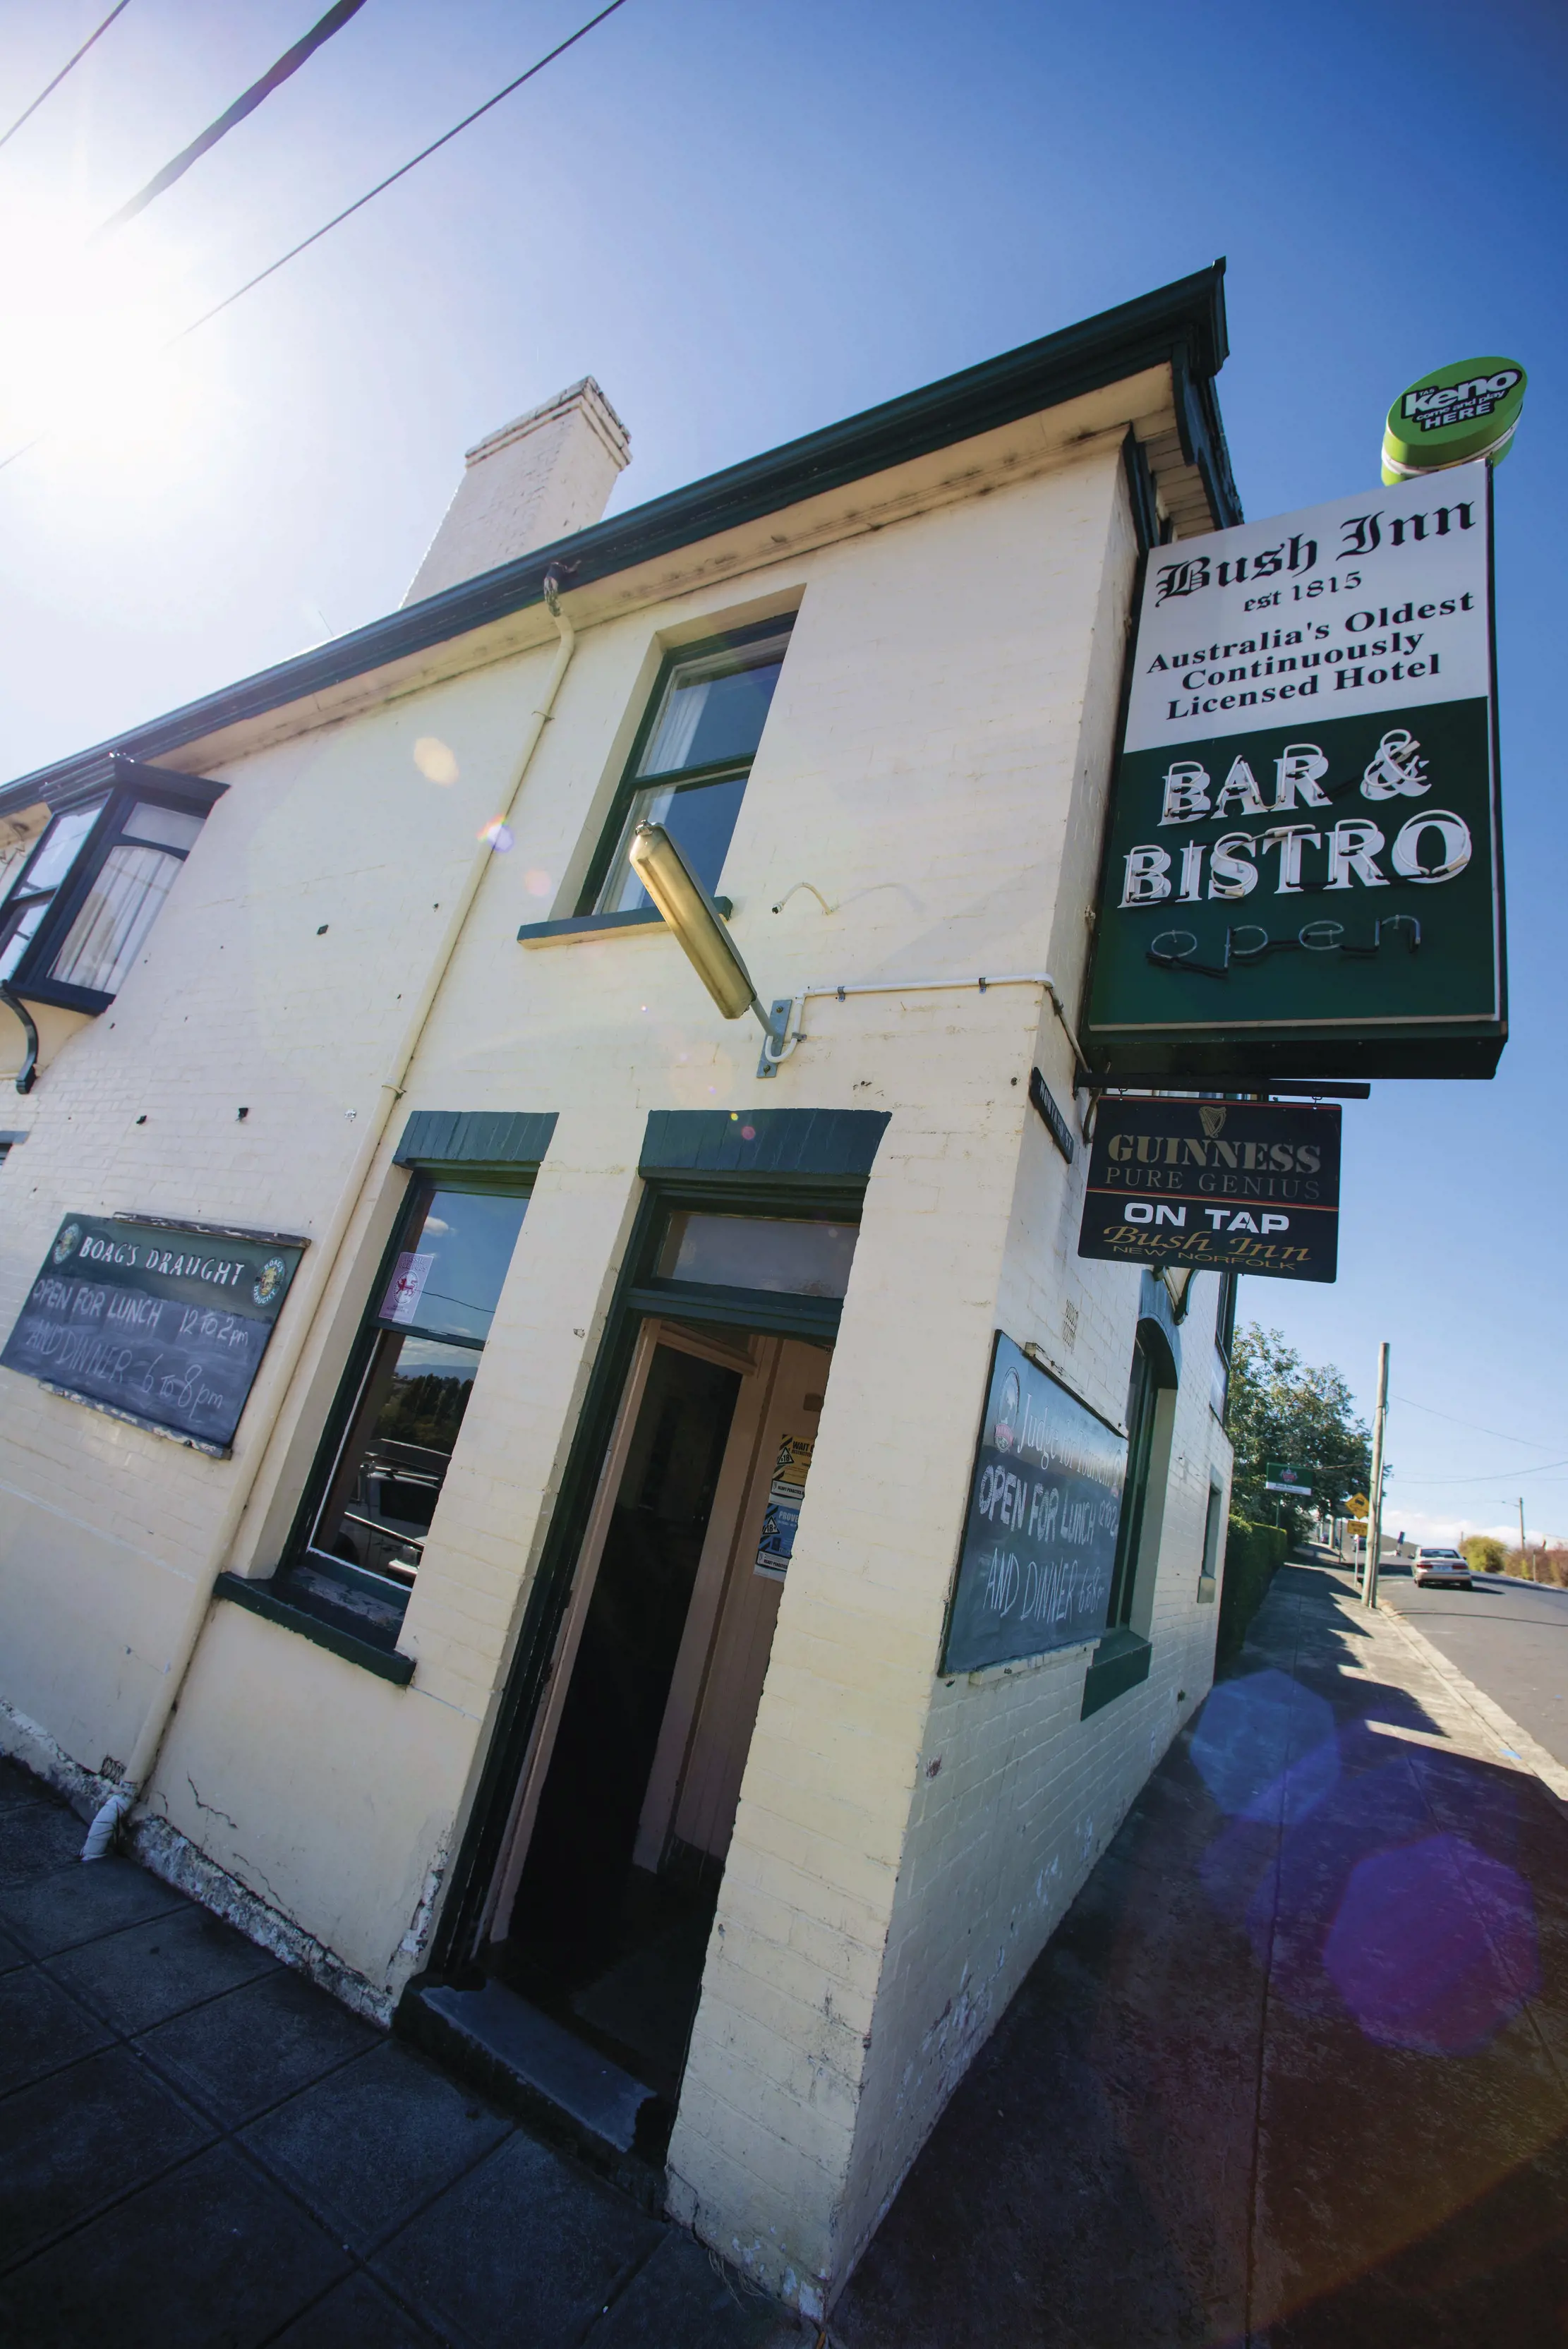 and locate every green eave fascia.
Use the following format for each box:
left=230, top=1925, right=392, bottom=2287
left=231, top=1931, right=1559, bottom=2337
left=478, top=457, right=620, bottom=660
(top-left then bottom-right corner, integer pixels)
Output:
left=1, top=262, right=1239, bottom=819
